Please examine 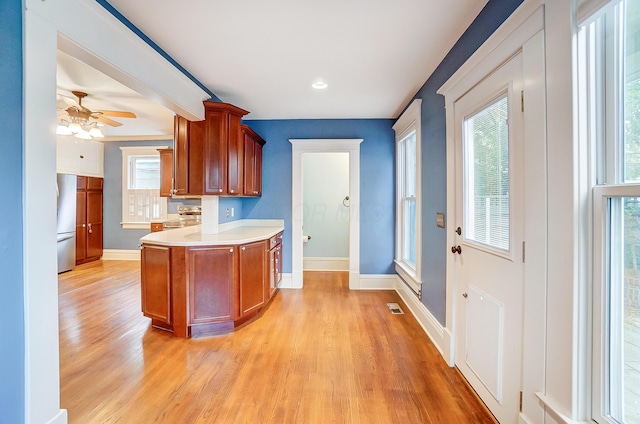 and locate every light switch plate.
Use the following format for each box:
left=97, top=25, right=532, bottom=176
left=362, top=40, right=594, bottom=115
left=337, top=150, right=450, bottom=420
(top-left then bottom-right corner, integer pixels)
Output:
left=436, top=212, right=445, bottom=228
